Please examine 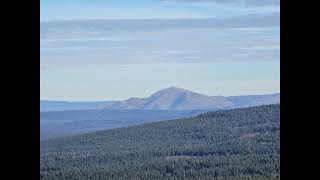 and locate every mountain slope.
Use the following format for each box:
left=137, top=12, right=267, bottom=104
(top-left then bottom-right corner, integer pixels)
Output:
left=104, top=87, right=234, bottom=110
left=41, top=87, right=280, bottom=111
left=229, top=93, right=280, bottom=107
left=103, top=87, right=279, bottom=110
left=40, top=109, right=208, bottom=140
left=41, top=104, right=280, bottom=180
